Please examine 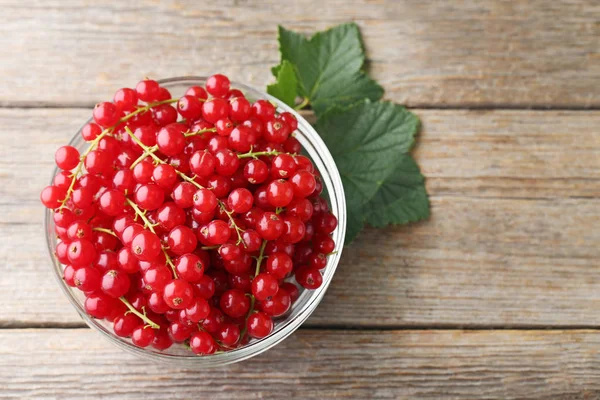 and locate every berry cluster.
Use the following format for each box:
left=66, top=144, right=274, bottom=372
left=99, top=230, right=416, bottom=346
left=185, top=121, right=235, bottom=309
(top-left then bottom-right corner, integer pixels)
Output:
left=41, top=75, right=338, bottom=355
